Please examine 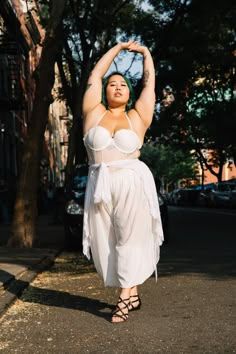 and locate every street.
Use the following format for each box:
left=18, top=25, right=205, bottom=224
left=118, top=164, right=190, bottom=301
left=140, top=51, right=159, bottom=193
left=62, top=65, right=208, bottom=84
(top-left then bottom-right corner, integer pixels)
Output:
left=0, top=207, right=235, bottom=353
